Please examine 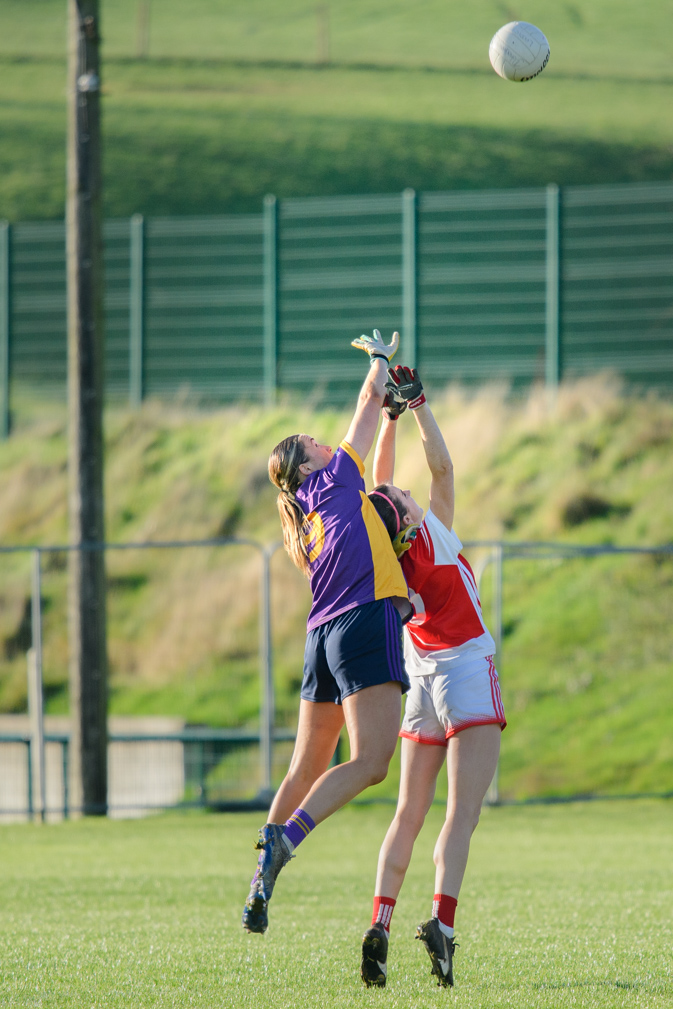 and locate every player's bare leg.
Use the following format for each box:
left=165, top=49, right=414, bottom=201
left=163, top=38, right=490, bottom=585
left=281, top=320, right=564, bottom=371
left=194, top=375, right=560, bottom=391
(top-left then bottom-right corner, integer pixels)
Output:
left=268, top=699, right=345, bottom=824
left=361, top=737, right=445, bottom=988
left=243, top=684, right=400, bottom=934
left=243, top=701, right=343, bottom=933
left=299, top=680, right=402, bottom=824
left=375, top=738, right=447, bottom=898
left=434, top=723, right=501, bottom=897
left=414, top=725, right=500, bottom=986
